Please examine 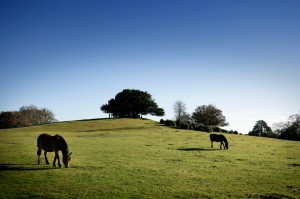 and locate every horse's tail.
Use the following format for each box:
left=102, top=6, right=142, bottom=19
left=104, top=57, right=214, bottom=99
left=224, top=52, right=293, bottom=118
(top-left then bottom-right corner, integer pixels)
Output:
left=37, top=134, right=43, bottom=155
